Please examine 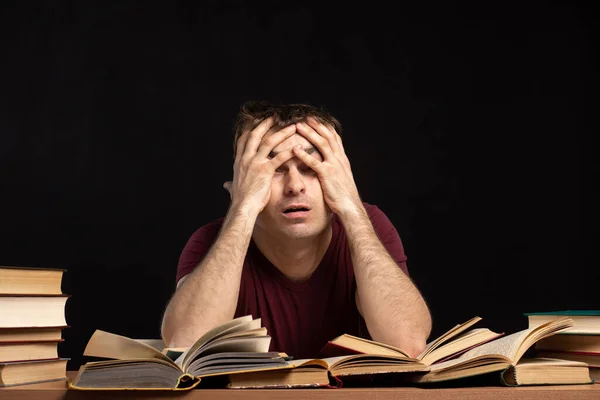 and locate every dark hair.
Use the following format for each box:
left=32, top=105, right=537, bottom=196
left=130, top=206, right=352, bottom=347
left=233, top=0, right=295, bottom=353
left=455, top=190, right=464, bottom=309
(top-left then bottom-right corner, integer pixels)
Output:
left=232, top=100, right=342, bottom=158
